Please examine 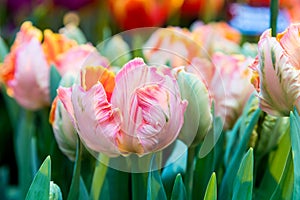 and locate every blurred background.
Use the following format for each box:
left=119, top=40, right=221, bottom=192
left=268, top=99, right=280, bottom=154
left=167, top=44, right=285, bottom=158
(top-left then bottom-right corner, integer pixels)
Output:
left=0, top=0, right=299, bottom=46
